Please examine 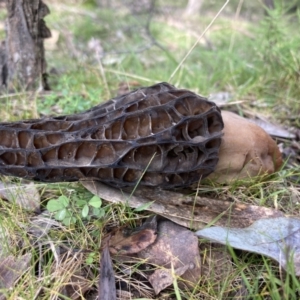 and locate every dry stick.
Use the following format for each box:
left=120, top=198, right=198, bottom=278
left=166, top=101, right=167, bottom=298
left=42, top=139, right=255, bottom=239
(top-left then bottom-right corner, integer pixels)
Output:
left=168, top=0, right=230, bottom=82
